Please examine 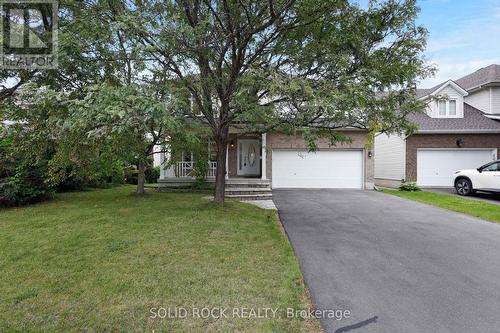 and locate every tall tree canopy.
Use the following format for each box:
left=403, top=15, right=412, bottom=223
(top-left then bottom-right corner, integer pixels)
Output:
left=2, top=0, right=433, bottom=204
left=2, top=0, right=187, bottom=196
left=109, top=0, right=433, bottom=203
